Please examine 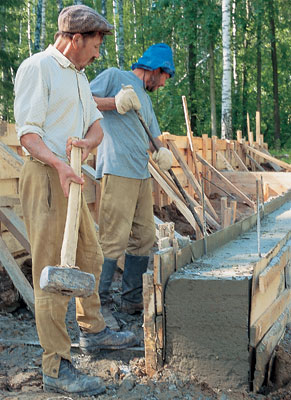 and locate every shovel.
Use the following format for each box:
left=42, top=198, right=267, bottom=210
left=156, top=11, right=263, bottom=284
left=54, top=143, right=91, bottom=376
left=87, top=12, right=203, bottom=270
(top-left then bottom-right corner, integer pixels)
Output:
left=40, top=143, right=96, bottom=297
left=135, top=110, right=205, bottom=244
